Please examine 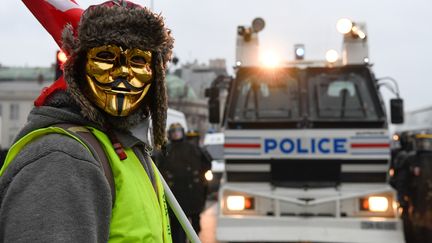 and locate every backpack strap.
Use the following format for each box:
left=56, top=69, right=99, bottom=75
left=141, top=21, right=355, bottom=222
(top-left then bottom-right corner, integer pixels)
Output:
left=54, top=124, right=116, bottom=205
